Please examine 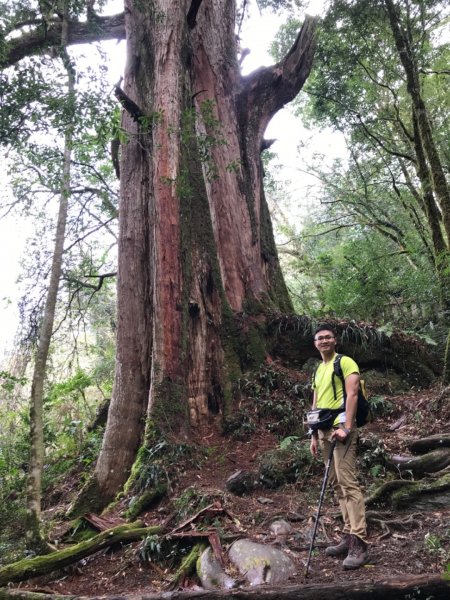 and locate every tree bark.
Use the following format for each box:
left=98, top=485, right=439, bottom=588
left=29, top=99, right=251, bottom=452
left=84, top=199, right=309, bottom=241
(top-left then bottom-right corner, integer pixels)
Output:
left=25, top=15, right=74, bottom=552
left=70, top=2, right=318, bottom=513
